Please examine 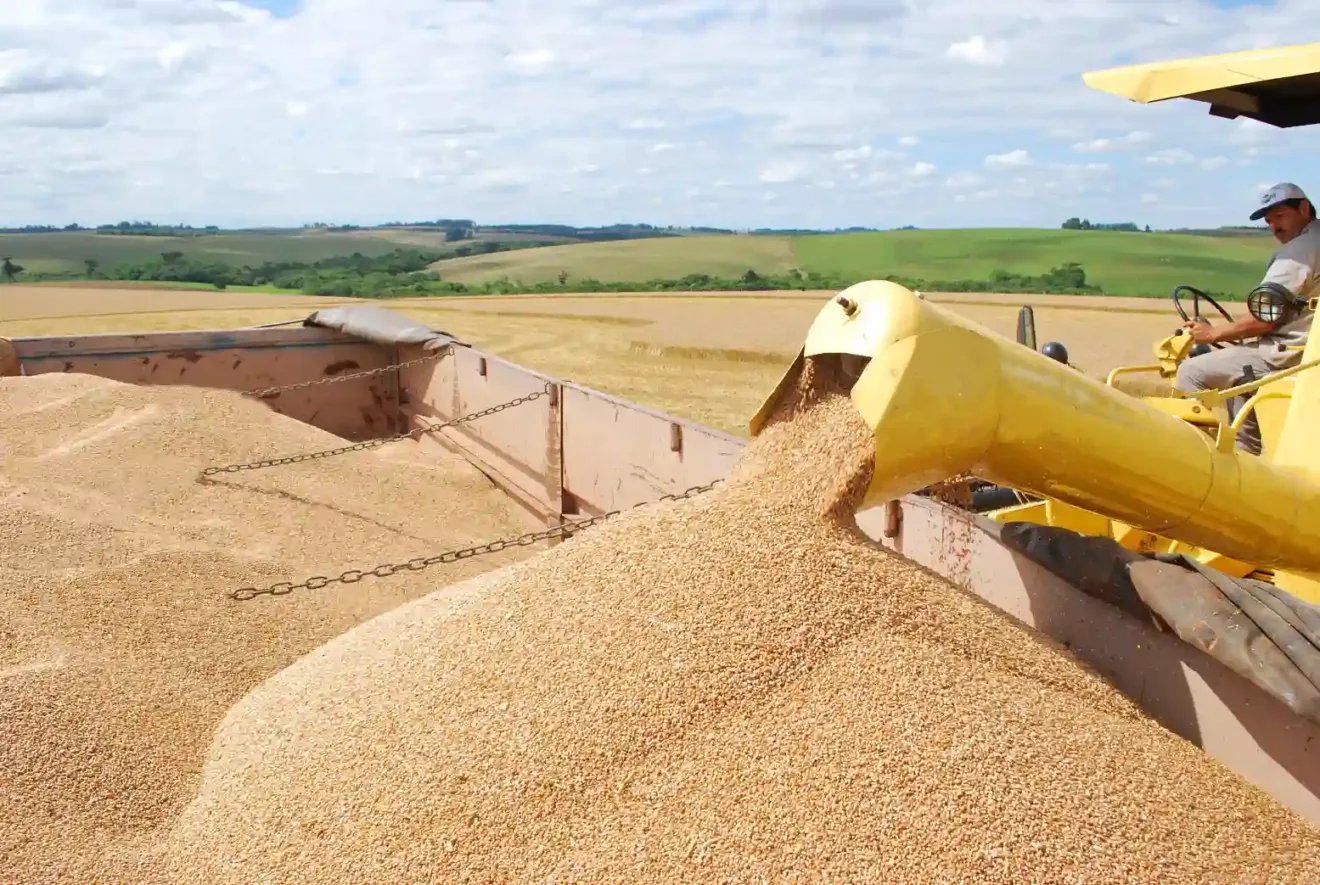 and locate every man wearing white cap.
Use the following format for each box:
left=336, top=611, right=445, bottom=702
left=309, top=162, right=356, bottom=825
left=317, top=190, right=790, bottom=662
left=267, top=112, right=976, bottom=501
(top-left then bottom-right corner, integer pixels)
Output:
left=1174, top=182, right=1320, bottom=455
